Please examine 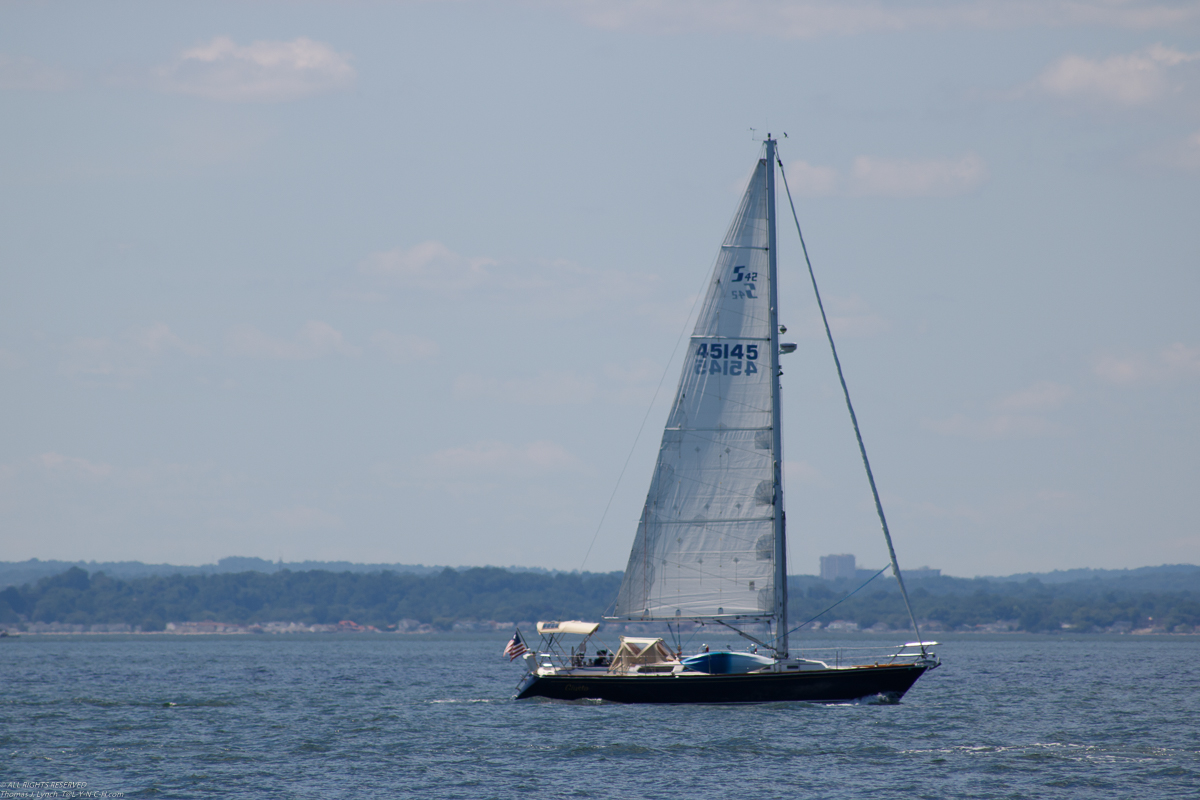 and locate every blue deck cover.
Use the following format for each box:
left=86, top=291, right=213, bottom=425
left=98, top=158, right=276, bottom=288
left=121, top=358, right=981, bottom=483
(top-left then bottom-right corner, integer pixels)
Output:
left=681, top=651, right=775, bottom=675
